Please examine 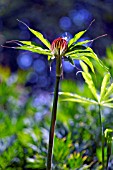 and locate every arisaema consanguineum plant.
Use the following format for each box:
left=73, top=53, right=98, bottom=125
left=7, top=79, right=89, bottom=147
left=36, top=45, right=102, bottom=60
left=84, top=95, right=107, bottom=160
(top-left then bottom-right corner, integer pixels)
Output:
left=60, top=61, right=113, bottom=170
left=3, top=19, right=108, bottom=170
